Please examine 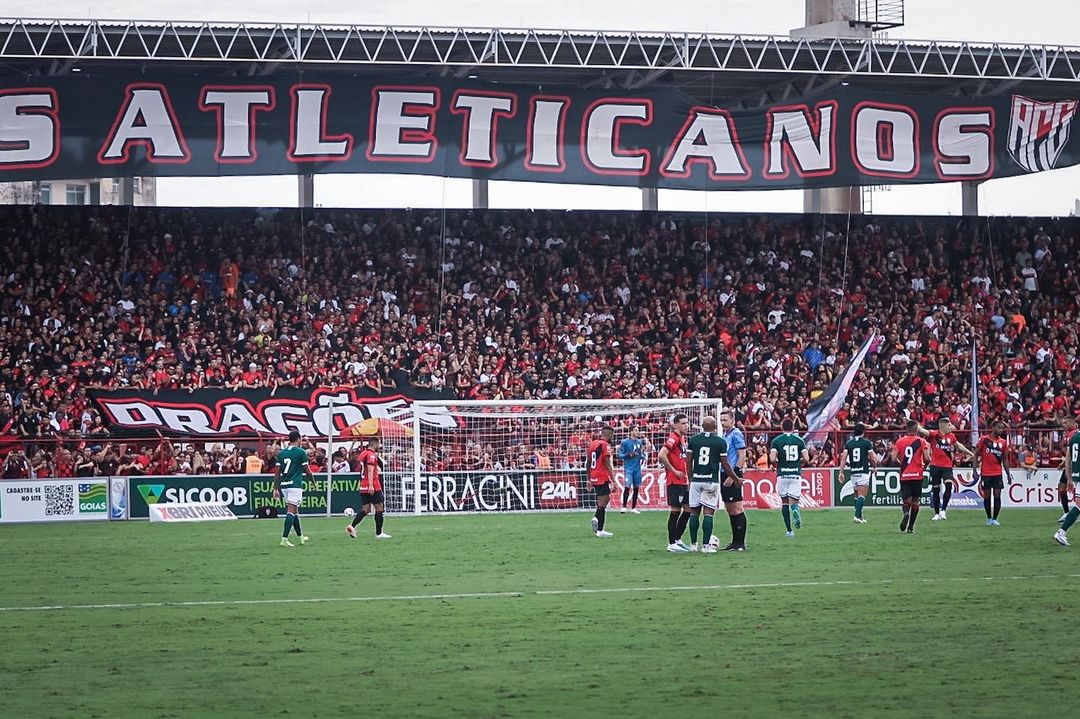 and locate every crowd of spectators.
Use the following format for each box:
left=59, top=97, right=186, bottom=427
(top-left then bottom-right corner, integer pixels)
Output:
left=0, top=204, right=1076, bottom=477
